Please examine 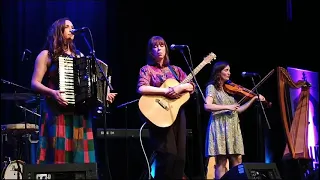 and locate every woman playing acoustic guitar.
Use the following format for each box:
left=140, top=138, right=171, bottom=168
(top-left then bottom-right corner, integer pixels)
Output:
left=204, top=60, right=266, bottom=179
left=137, top=36, right=194, bottom=179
